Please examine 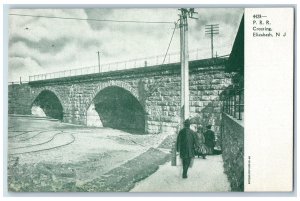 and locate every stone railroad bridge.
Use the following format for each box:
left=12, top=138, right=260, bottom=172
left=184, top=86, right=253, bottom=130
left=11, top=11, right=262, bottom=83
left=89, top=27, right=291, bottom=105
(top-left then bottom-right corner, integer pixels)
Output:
left=9, top=58, right=234, bottom=145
